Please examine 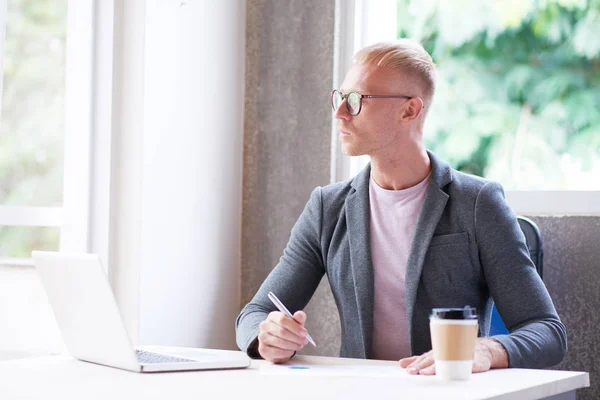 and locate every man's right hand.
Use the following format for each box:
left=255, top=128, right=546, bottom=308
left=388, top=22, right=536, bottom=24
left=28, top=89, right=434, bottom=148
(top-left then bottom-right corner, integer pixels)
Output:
left=257, top=310, right=309, bottom=363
